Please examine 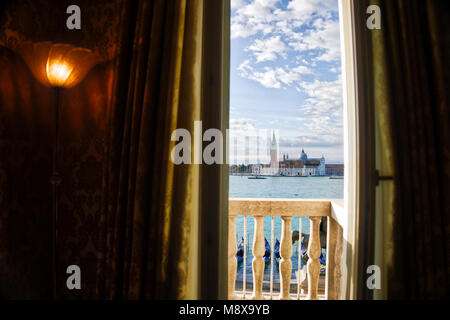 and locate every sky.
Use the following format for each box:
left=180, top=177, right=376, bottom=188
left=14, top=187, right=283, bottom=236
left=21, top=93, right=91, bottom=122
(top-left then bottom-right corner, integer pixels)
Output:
left=230, top=0, right=344, bottom=164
